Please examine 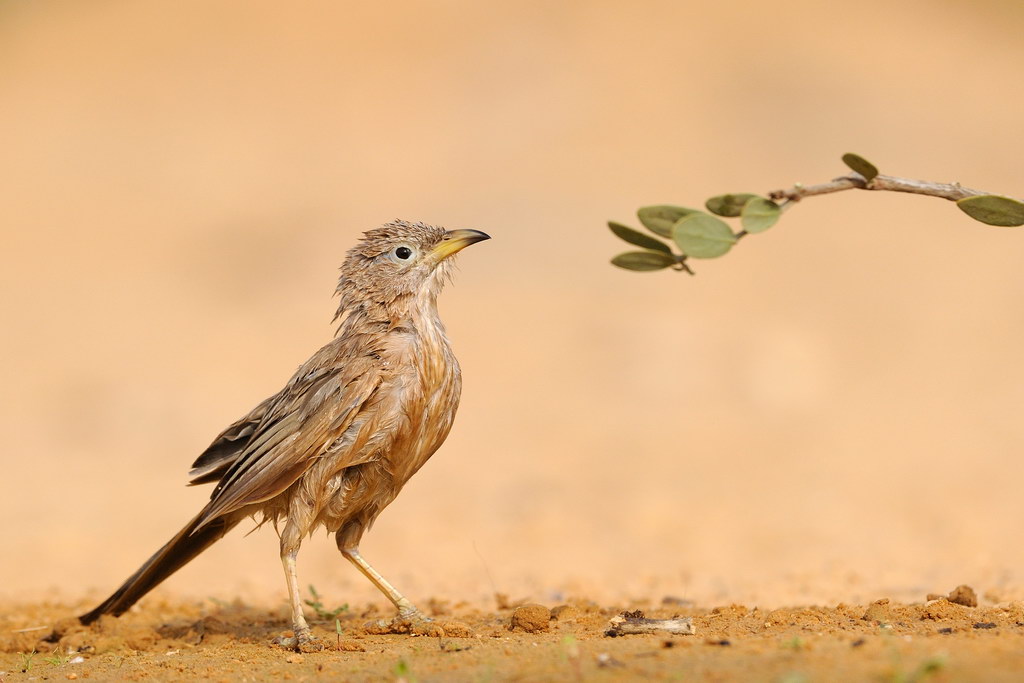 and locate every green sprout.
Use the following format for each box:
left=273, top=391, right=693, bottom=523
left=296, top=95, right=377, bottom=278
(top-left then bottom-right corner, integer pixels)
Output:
left=304, top=584, right=349, bottom=621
